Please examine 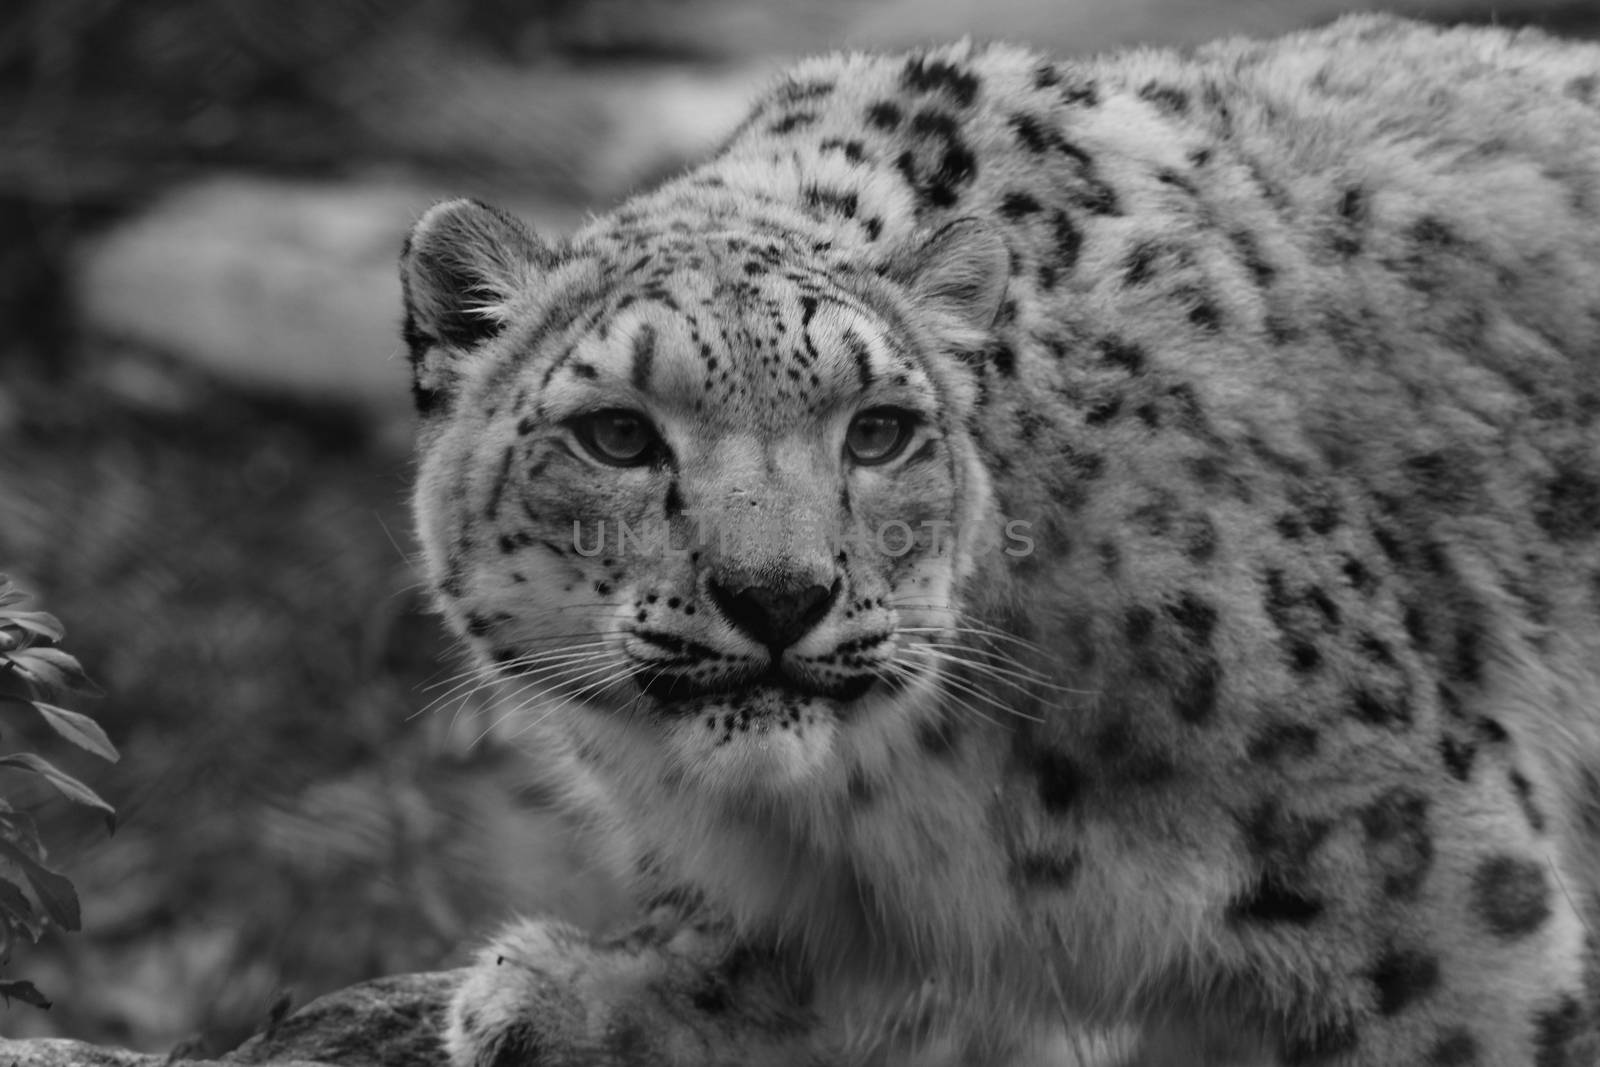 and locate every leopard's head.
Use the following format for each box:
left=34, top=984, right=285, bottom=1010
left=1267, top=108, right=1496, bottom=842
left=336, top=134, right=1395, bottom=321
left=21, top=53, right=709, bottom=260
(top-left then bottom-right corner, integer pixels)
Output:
left=402, top=198, right=1014, bottom=801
